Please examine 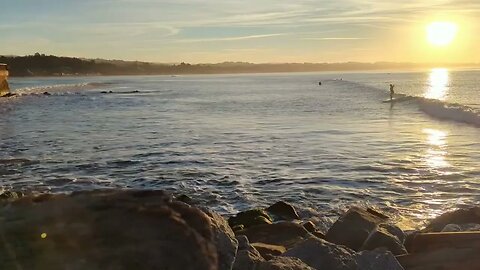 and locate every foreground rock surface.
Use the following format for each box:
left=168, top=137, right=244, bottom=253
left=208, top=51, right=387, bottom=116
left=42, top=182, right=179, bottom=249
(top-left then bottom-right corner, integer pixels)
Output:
left=0, top=190, right=218, bottom=270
